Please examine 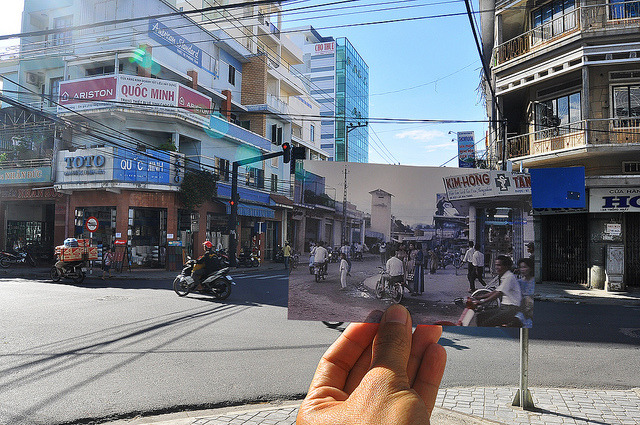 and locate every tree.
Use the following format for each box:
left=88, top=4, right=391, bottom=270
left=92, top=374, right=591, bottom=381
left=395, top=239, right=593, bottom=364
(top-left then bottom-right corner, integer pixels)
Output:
left=178, top=170, right=218, bottom=210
